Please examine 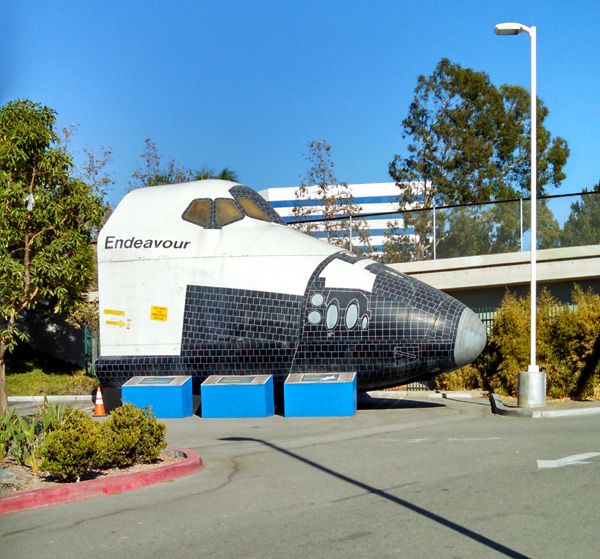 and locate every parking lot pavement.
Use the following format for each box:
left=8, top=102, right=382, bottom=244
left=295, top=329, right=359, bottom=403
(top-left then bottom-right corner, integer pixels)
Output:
left=3, top=395, right=600, bottom=559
